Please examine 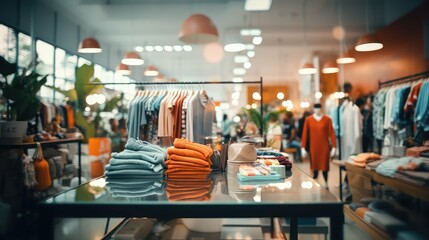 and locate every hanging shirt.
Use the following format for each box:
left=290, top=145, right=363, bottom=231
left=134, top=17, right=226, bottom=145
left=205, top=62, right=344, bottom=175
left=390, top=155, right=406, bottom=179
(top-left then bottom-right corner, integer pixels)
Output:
left=373, top=90, right=387, bottom=140
left=414, top=81, right=429, bottom=131
left=404, top=82, right=423, bottom=113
